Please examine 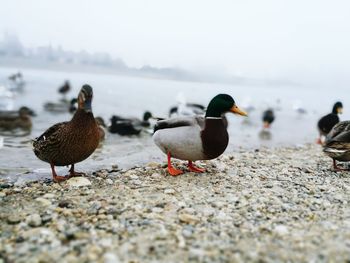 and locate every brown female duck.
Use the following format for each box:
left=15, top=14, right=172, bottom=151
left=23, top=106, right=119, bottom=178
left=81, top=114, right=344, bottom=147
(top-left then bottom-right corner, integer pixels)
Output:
left=153, top=94, right=247, bottom=176
left=0, top=106, right=35, bottom=131
left=33, top=85, right=100, bottom=182
left=323, top=121, right=350, bottom=171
